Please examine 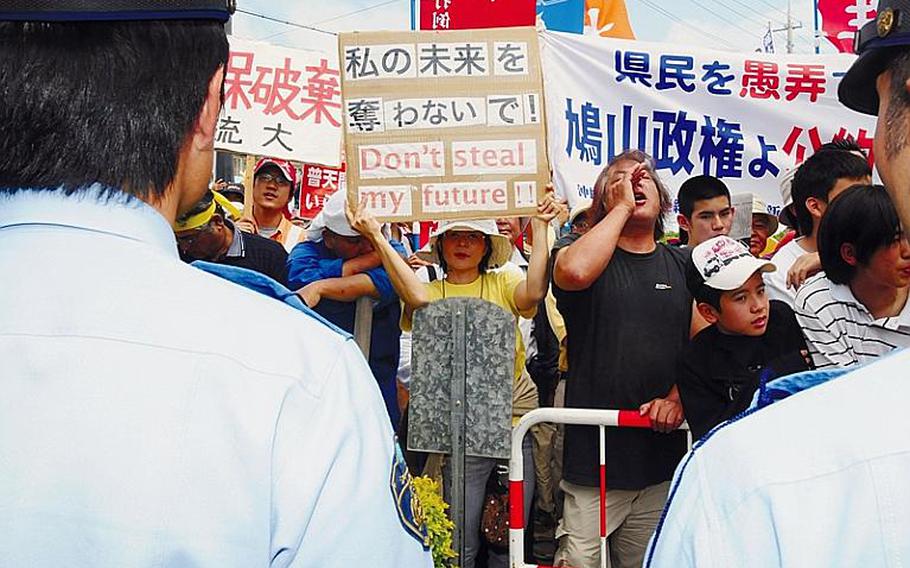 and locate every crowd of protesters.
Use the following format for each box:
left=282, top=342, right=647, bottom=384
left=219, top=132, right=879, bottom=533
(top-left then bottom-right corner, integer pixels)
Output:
left=171, top=134, right=910, bottom=568
left=4, top=3, right=910, bottom=568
